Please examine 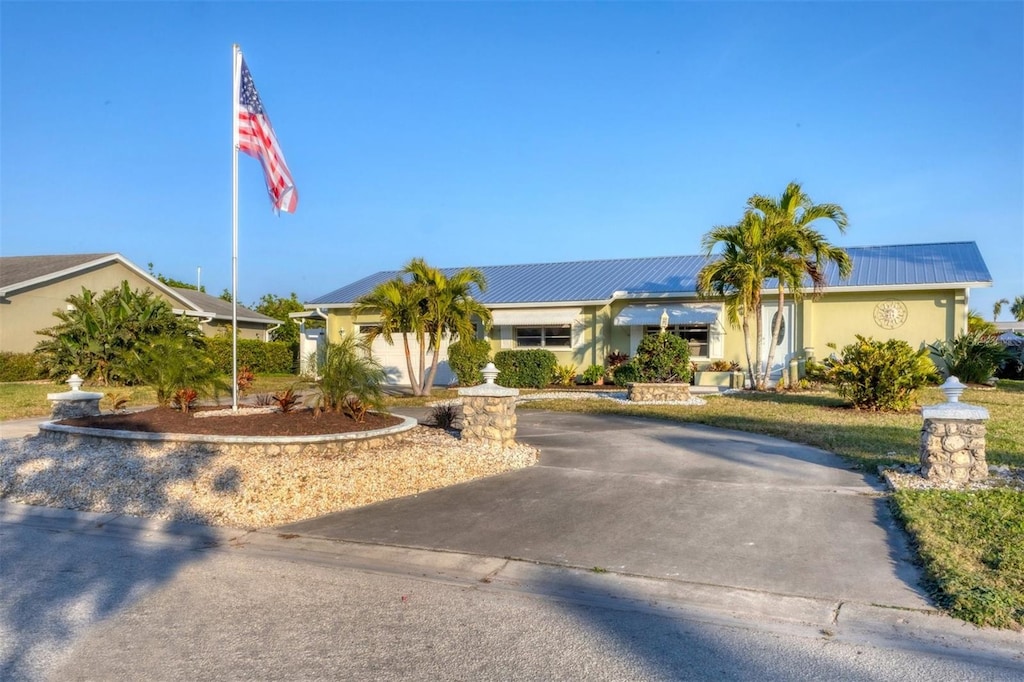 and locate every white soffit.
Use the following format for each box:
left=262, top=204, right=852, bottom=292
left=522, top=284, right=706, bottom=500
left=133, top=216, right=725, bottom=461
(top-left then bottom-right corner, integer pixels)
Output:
left=614, top=303, right=721, bottom=326
left=491, top=307, right=582, bottom=326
